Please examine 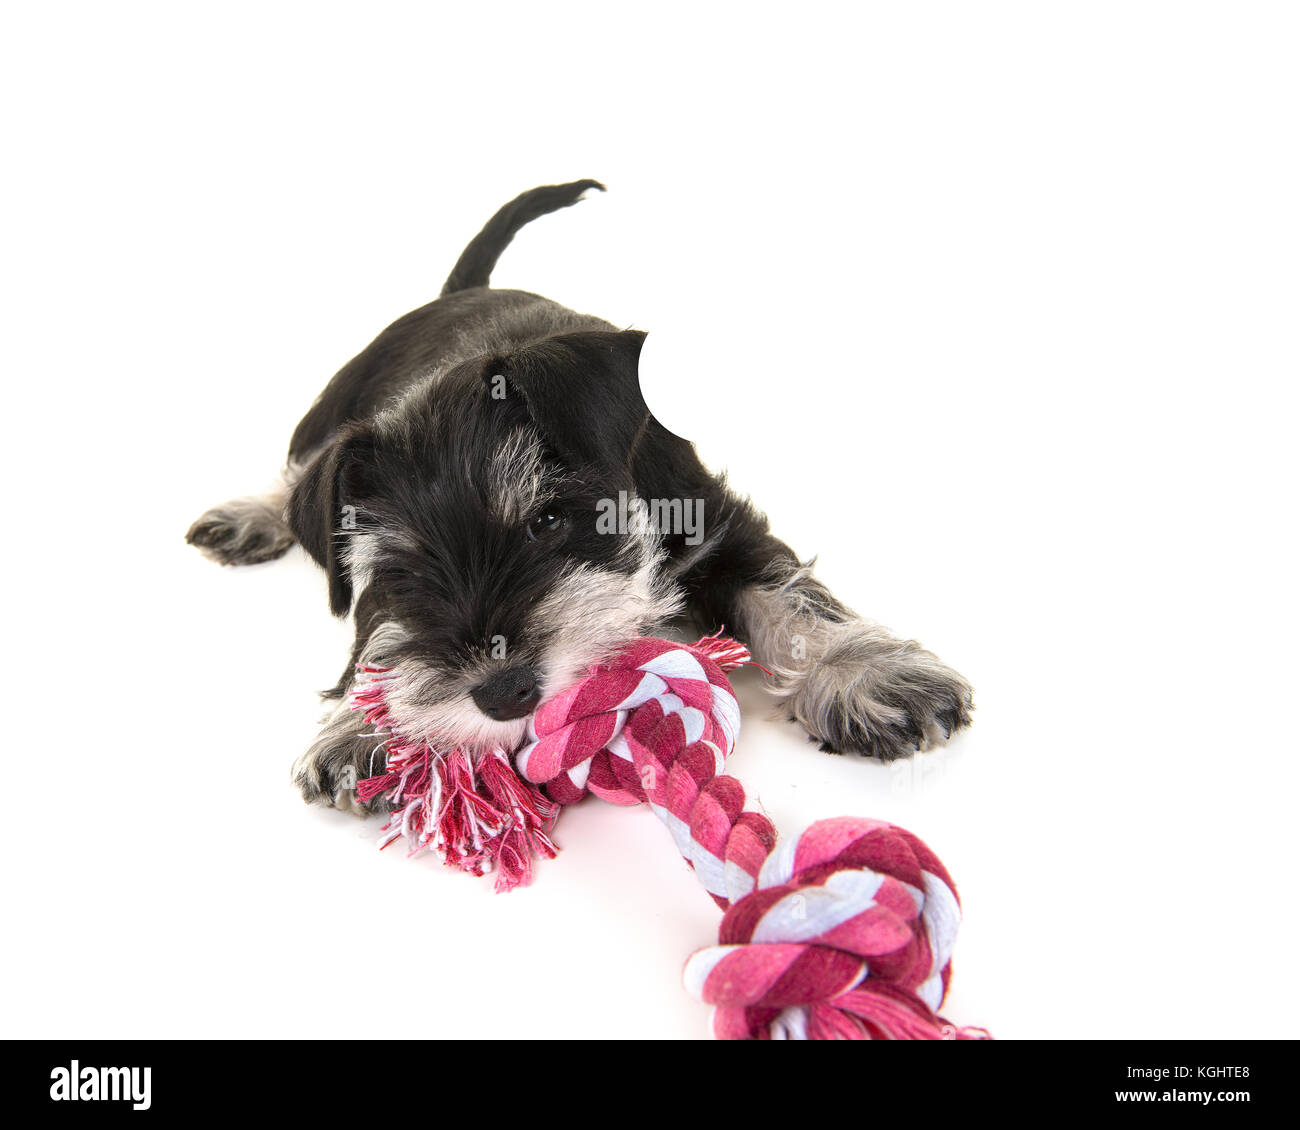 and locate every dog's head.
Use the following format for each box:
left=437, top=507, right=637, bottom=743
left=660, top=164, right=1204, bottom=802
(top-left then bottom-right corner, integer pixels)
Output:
left=289, top=329, right=682, bottom=749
